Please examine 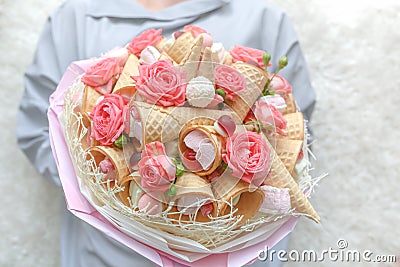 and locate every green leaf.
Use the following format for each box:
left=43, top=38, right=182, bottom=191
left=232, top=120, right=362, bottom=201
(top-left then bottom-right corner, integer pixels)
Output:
left=113, top=134, right=128, bottom=149
left=166, top=183, right=177, bottom=198
left=175, top=161, right=185, bottom=178
left=216, top=88, right=226, bottom=99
